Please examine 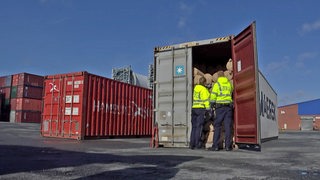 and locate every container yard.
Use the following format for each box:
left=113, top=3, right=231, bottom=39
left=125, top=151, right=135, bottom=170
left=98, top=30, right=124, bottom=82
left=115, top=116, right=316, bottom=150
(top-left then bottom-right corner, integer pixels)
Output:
left=0, top=73, right=44, bottom=123
left=41, top=71, right=153, bottom=140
